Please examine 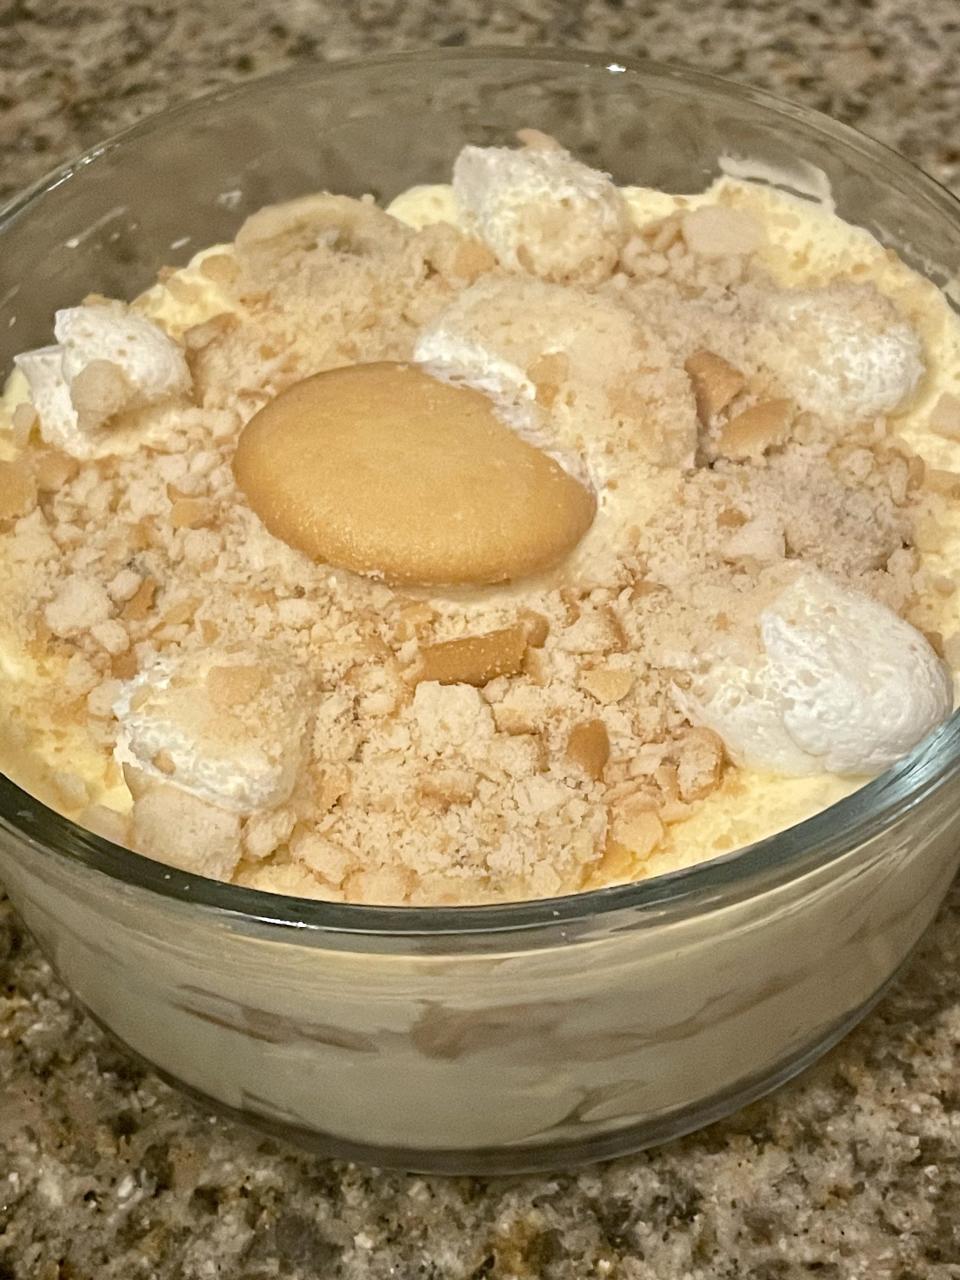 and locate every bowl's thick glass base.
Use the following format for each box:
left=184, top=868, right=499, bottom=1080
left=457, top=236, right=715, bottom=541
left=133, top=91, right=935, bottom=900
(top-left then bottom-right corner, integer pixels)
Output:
left=84, top=973, right=897, bottom=1175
